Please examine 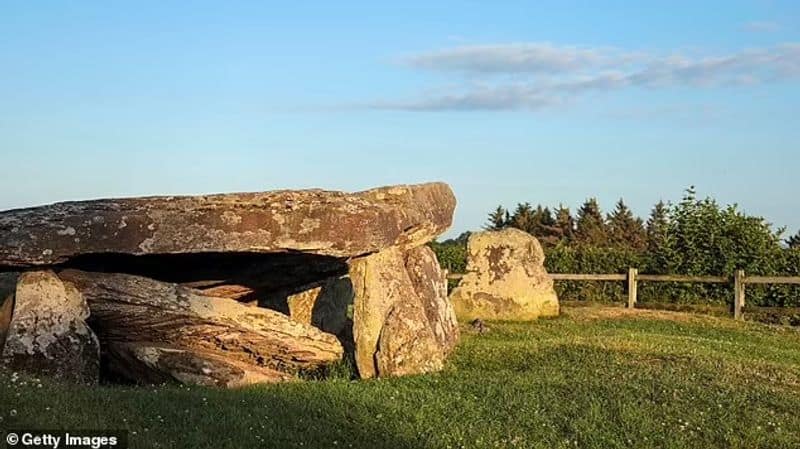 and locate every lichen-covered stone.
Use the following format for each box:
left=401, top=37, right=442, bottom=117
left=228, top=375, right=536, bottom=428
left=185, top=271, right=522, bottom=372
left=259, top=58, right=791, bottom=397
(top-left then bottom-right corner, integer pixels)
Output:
left=1, top=271, right=100, bottom=384
left=57, top=269, right=343, bottom=385
left=349, top=248, right=405, bottom=379
left=286, top=277, right=353, bottom=335
left=349, top=246, right=459, bottom=378
left=0, top=183, right=456, bottom=268
left=0, top=272, right=18, bottom=352
left=0, top=181, right=460, bottom=385
left=404, top=246, right=459, bottom=355
left=105, top=343, right=294, bottom=387
left=449, top=228, right=559, bottom=321
left=376, top=300, right=444, bottom=377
